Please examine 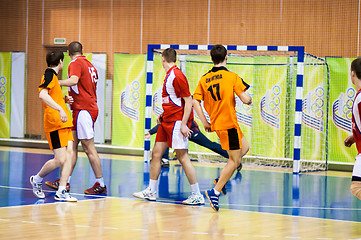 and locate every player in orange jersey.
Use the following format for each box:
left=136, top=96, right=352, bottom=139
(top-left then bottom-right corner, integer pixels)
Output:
left=30, top=50, right=77, bottom=202
left=193, top=44, right=252, bottom=211
left=344, top=57, right=361, bottom=201
left=45, top=41, right=107, bottom=195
